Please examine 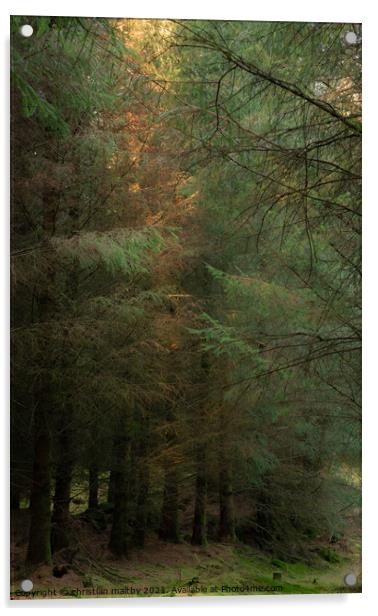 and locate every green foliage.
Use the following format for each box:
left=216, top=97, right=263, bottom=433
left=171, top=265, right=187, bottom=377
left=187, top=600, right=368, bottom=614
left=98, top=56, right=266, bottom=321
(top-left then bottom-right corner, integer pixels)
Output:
left=54, top=227, right=165, bottom=275
left=318, top=548, right=341, bottom=564
left=11, top=70, right=69, bottom=136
